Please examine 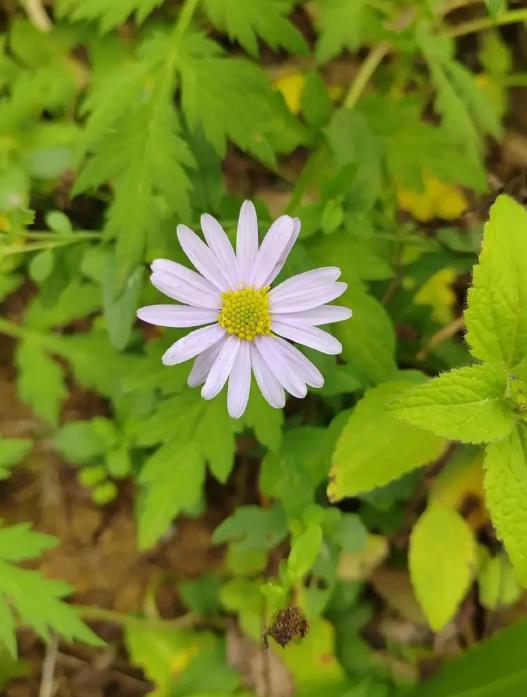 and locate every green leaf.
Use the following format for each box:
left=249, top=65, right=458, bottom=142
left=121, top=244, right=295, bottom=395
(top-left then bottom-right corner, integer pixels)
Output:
left=0, top=522, right=102, bottom=656
left=413, top=618, right=527, bottom=697
left=180, top=49, right=304, bottom=164
left=484, top=425, right=527, bottom=586
left=103, top=260, right=143, bottom=351
left=0, top=439, right=32, bottom=480
left=29, top=249, right=55, bottom=283
left=57, top=0, right=163, bottom=32
left=75, top=33, right=193, bottom=283
left=212, top=503, right=288, bottom=553
left=287, top=524, right=323, bottom=580
left=301, top=71, right=332, bottom=130
left=54, top=419, right=114, bottom=465
left=138, top=440, right=206, bottom=550
left=410, top=503, right=475, bottom=631
left=315, top=0, right=384, bottom=63
left=329, top=381, right=447, bottom=500
left=204, top=0, right=308, bottom=57
left=465, top=195, right=527, bottom=368
left=24, top=280, right=100, bottom=330
left=418, top=25, right=501, bottom=164
left=335, top=284, right=397, bottom=385
left=389, top=364, right=514, bottom=444
left=241, top=388, right=283, bottom=452
left=16, top=341, right=67, bottom=427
